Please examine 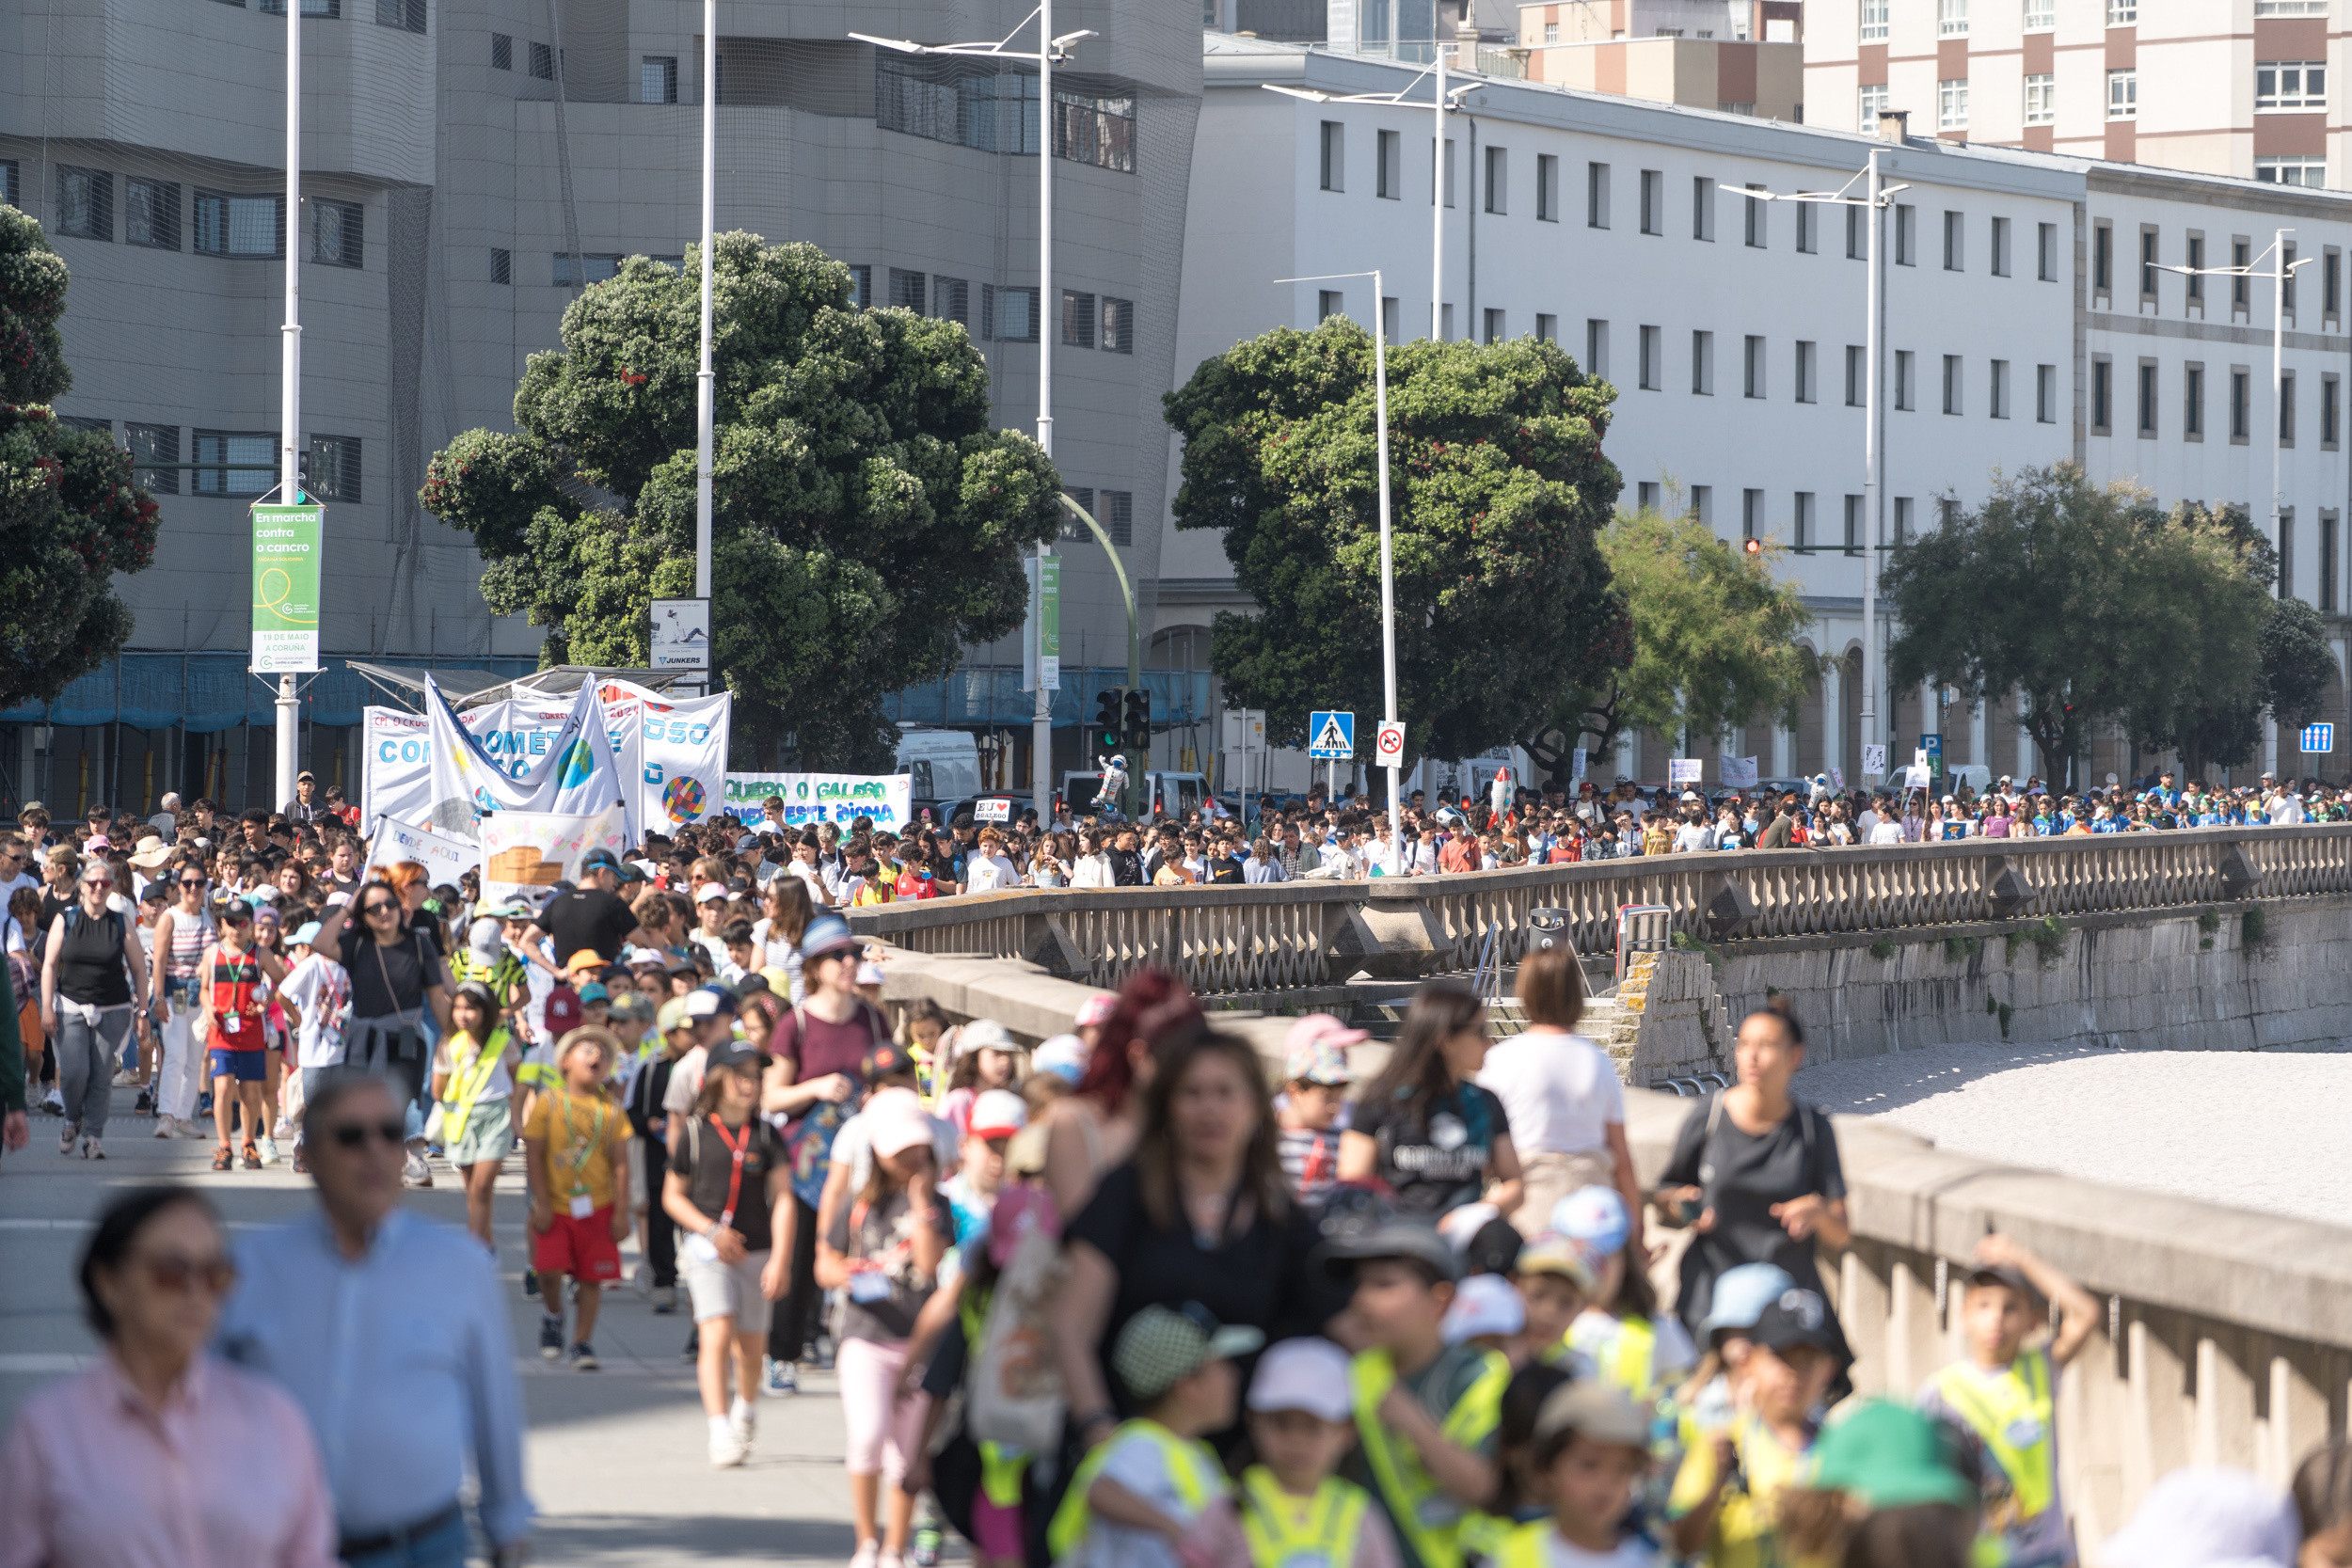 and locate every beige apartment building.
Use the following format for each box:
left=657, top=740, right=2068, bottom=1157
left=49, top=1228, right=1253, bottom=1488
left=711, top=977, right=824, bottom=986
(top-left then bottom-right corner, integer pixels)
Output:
left=1804, top=0, right=2343, bottom=187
